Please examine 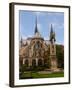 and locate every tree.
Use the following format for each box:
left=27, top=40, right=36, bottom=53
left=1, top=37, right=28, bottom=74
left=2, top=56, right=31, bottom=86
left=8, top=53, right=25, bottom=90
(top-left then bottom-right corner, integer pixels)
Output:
left=56, top=45, right=64, bottom=69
